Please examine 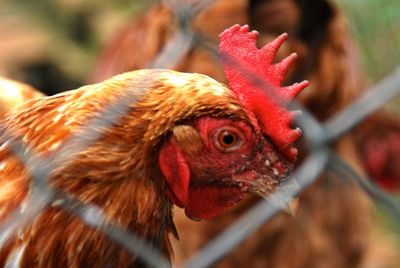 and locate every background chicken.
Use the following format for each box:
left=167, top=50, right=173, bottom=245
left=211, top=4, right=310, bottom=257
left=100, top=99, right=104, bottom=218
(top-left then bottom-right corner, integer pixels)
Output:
left=89, top=0, right=400, bottom=267
left=356, top=115, right=400, bottom=192
left=0, top=26, right=308, bottom=267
